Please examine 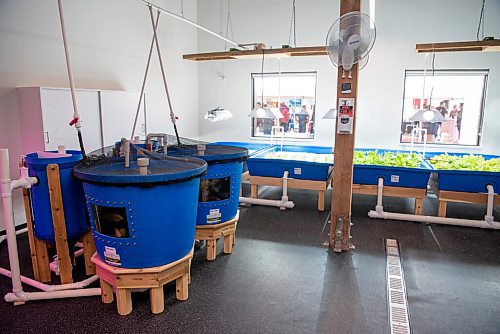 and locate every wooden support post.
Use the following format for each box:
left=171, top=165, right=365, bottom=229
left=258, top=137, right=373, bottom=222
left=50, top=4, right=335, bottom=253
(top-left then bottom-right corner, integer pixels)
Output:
left=116, top=288, right=133, bottom=316
left=206, top=240, right=217, bottom=261
left=438, top=201, right=447, bottom=218
left=100, top=279, right=114, bottom=303
left=414, top=198, right=424, bottom=215
left=46, top=164, right=73, bottom=284
left=82, top=229, right=96, bottom=275
left=223, top=233, right=234, bottom=254
left=329, top=0, right=361, bottom=252
left=150, top=287, right=165, bottom=314
left=175, top=274, right=189, bottom=301
left=251, top=184, right=258, bottom=198
left=318, top=190, right=325, bottom=212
